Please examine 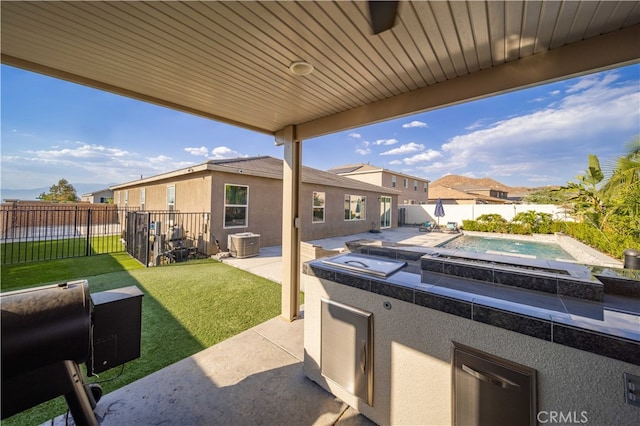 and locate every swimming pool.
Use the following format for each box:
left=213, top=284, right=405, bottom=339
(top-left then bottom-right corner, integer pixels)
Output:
left=438, top=235, right=576, bottom=261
